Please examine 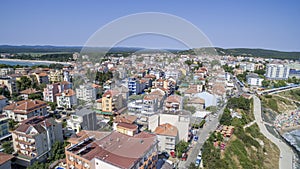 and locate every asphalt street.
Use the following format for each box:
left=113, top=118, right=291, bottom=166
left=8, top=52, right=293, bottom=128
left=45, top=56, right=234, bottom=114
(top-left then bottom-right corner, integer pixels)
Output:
left=252, top=95, right=294, bottom=169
